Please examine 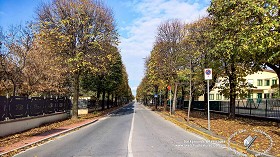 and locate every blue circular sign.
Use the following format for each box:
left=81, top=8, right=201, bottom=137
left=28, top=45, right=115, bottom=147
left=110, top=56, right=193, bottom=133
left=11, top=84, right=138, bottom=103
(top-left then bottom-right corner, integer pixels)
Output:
left=206, top=69, right=211, bottom=75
